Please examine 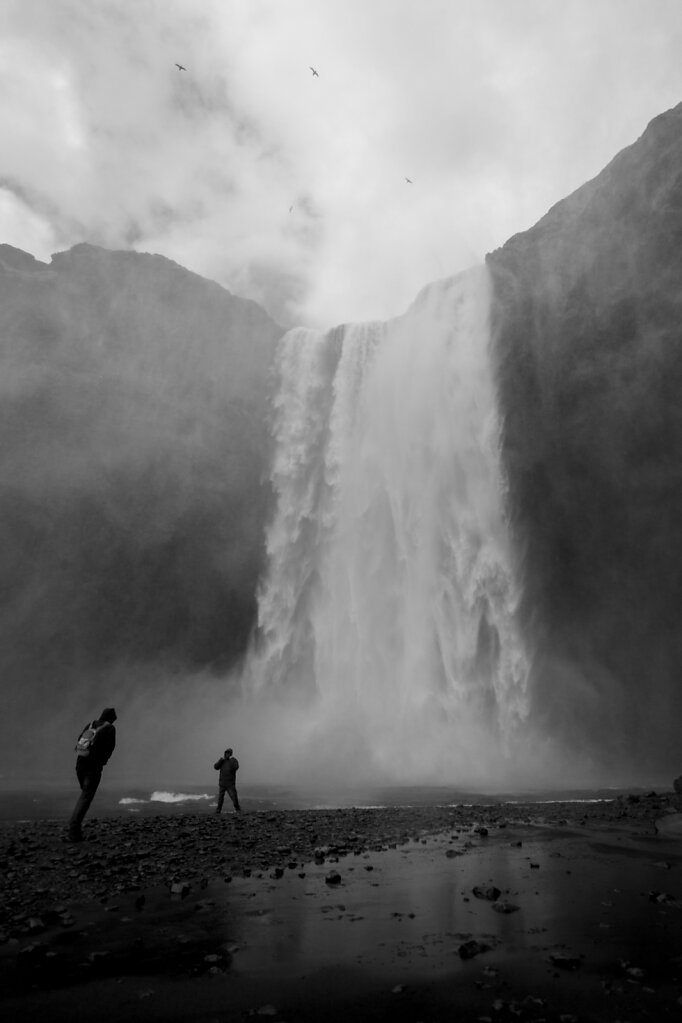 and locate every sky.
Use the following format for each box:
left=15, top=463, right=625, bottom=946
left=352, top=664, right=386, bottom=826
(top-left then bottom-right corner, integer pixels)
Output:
left=1, top=0, right=681, bottom=328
